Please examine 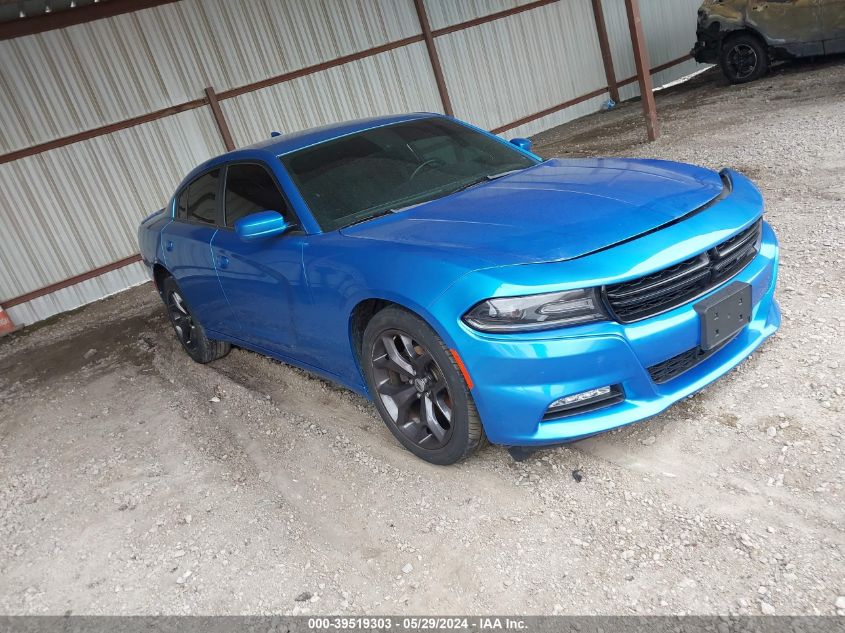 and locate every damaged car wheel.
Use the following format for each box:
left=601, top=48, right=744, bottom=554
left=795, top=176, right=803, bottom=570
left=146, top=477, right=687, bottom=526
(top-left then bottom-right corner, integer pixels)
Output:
left=720, top=34, right=769, bottom=84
